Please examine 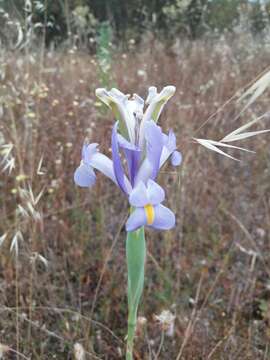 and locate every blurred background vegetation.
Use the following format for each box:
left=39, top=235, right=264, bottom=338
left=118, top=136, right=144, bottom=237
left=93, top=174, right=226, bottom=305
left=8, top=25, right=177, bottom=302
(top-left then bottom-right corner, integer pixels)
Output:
left=1, top=0, right=270, bottom=50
